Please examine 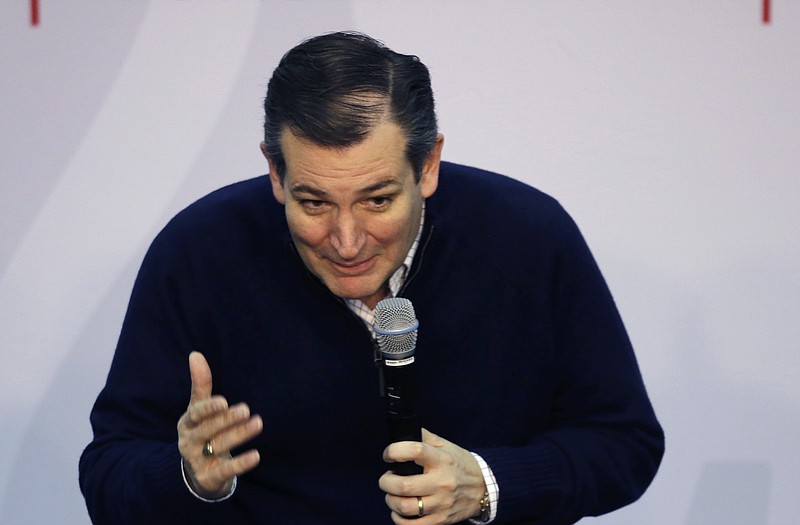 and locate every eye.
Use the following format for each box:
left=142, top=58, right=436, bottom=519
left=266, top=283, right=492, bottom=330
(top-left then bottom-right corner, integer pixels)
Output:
left=365, top=196, right=392, bottom=210
left=300, top=199, right=329, bottom=213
